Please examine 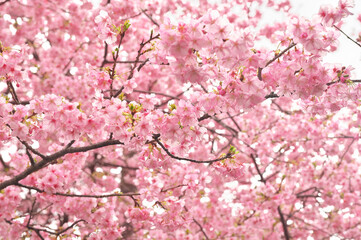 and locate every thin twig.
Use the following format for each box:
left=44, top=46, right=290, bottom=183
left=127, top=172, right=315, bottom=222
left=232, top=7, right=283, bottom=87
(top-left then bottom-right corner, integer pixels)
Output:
left=0, top=0, right=11, bottom=6
left=337, top=138, right=355, bottom=167
left=0, top=154, right=9, bottom=170
left=193, top=218, right=210, bottom=240
left=227, top=112, right=242, bottom=132
left=327, top=79, right=361, bottom=86
left=141, top=9, right=160, bottom=27
left=109, top=31, right=127, bottom=97
left=0, top=139, right=124, bottom=191
left=25, top=149, right=36, bottom=166
left=272, top=100, right=291, bottom=115
left=6, top=81, right=19, bottom=104
left=100, top=42, right=109, bottom=68
left=56, top=220, right=85, bottom=236
left=250, top=154, right=266, bottom=183
left=333, top=25, right=361, bottom=48
left=161, top=184, right=187, bottom=192
left=16, top=183, right=140, bottom=198
left=278, top=206, right=291, bottom=240
left=258, top=43, right=296, bottom=80
left=153, top=134, right=232, bottom=164
left=17, top=137, right=46, bottom=159
left=133, top=89, right=182, bottom=99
